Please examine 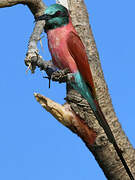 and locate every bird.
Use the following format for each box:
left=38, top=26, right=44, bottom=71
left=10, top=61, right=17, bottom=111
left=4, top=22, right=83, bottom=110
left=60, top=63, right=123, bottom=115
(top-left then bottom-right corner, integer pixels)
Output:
left=35, top=4, right=134, bottom=180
